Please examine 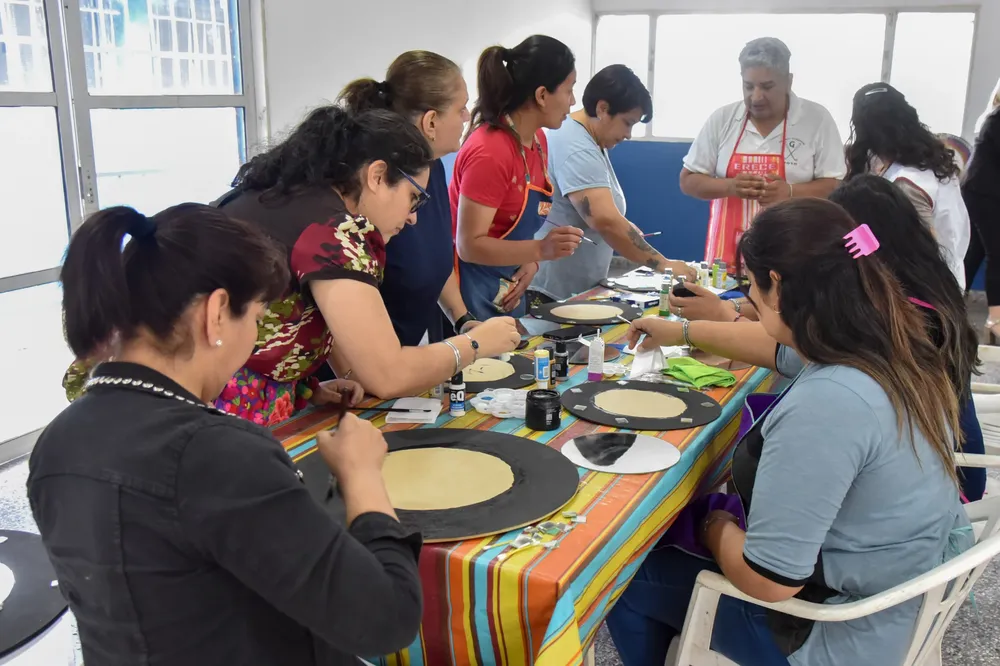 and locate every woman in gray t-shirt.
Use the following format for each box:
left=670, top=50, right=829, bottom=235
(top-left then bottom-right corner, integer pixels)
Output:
left=608, top=198, right=971, bottom=666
